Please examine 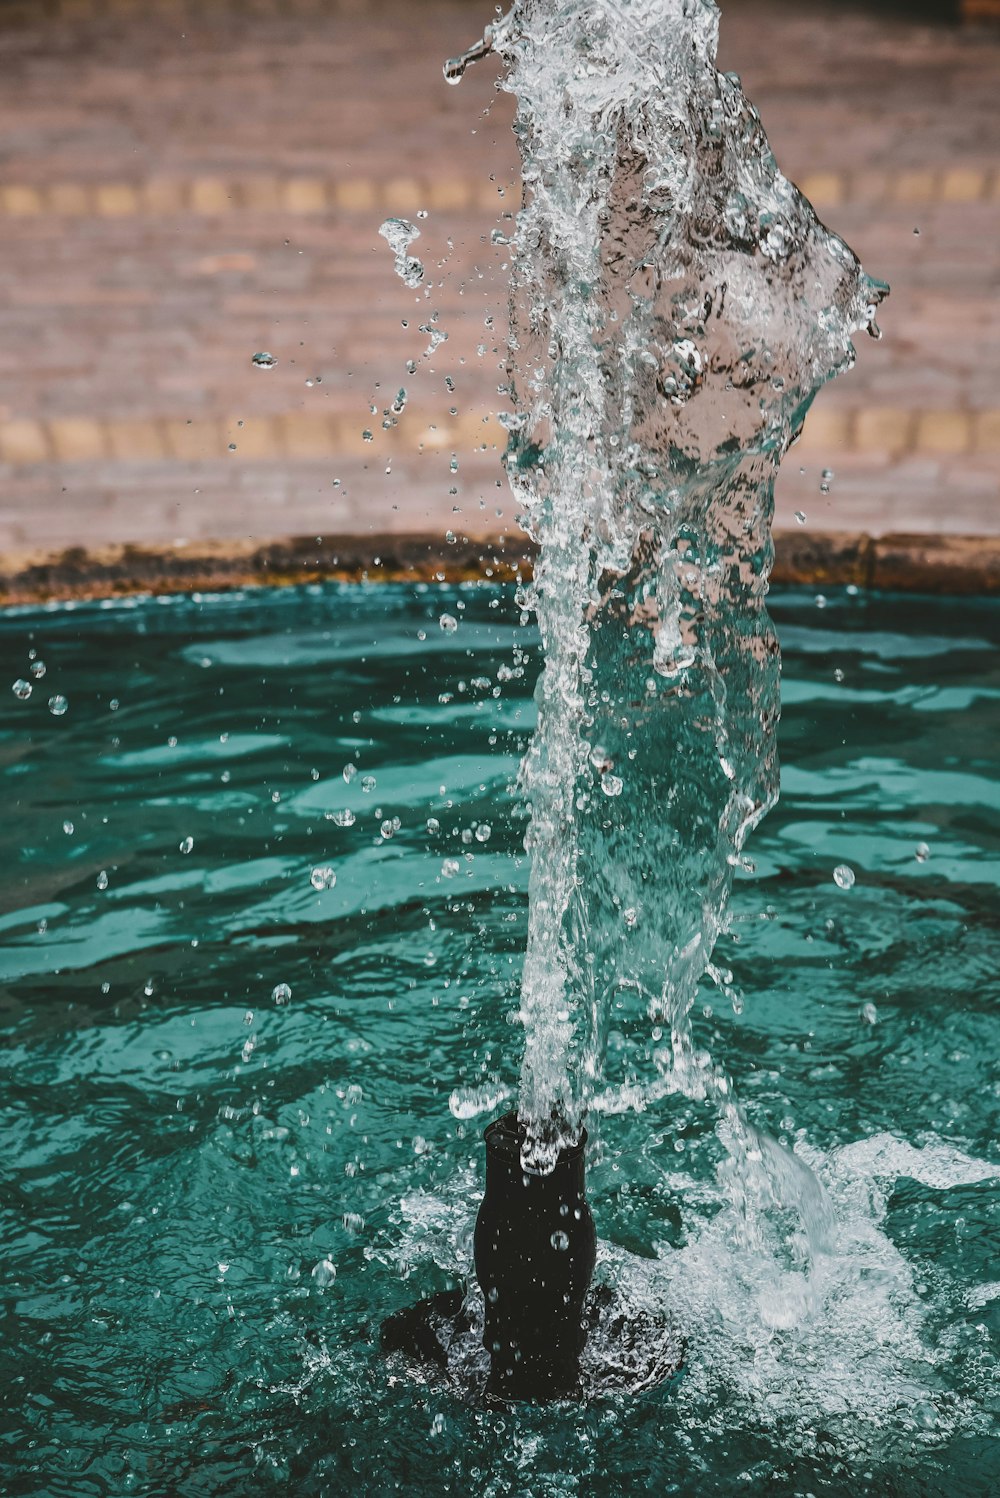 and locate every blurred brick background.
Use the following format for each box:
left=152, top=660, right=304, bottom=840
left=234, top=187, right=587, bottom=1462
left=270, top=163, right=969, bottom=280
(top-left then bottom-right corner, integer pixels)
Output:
left=0, top=0, right=997, bottom=552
